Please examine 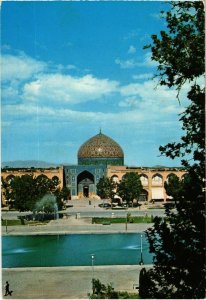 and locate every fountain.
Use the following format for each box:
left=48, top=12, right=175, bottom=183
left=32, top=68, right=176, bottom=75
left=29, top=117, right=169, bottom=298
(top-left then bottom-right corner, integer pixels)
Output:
left=54, top=202, right=59, bottom=220
left=34, top=194, right=59, bottom=220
